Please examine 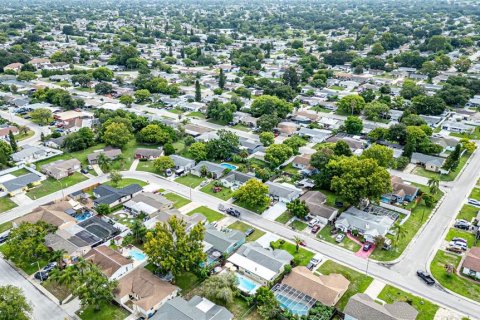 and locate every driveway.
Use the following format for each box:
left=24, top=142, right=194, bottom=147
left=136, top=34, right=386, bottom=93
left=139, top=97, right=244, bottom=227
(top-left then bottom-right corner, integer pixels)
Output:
left=262, top=202, right=287, bottom=221
left=346, top=232, right=375, bottom=258
left=10, top=193, right=34, bottom=206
